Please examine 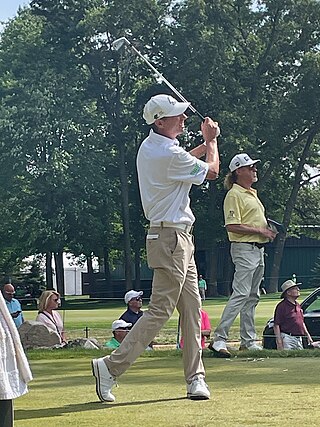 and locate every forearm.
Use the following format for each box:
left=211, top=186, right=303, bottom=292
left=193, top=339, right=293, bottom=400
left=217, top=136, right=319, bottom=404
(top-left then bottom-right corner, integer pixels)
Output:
left=189, top=143, right=207, bottom=159
left=303, top=324, right=312, bottom=342
left=274, top=324, right=283, bottom=350
left=226, top=223, right=275, bottom=240
left=205, top=139, right=219, bottom=180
